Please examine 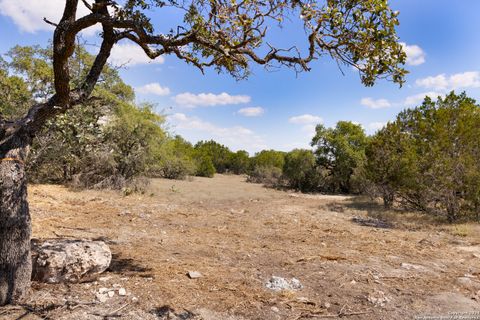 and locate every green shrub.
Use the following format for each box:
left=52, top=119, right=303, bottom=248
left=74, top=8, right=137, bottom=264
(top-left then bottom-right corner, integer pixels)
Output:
left=158, top=157, right=196, bottom=180
left=311, top=121, right=369, bottom=194
left=366, top=92, right=480, bottom=222
left=229, top=150, right=250, bottom=174
left=196, top=156, right=216, bottom=178
left=194, top=140, right=233, bottom=173
left=247, top=165, right=282, bottom=187
left=283, top=149, right=320, bottom=192
left=250, top=150, right=285, bottom=171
